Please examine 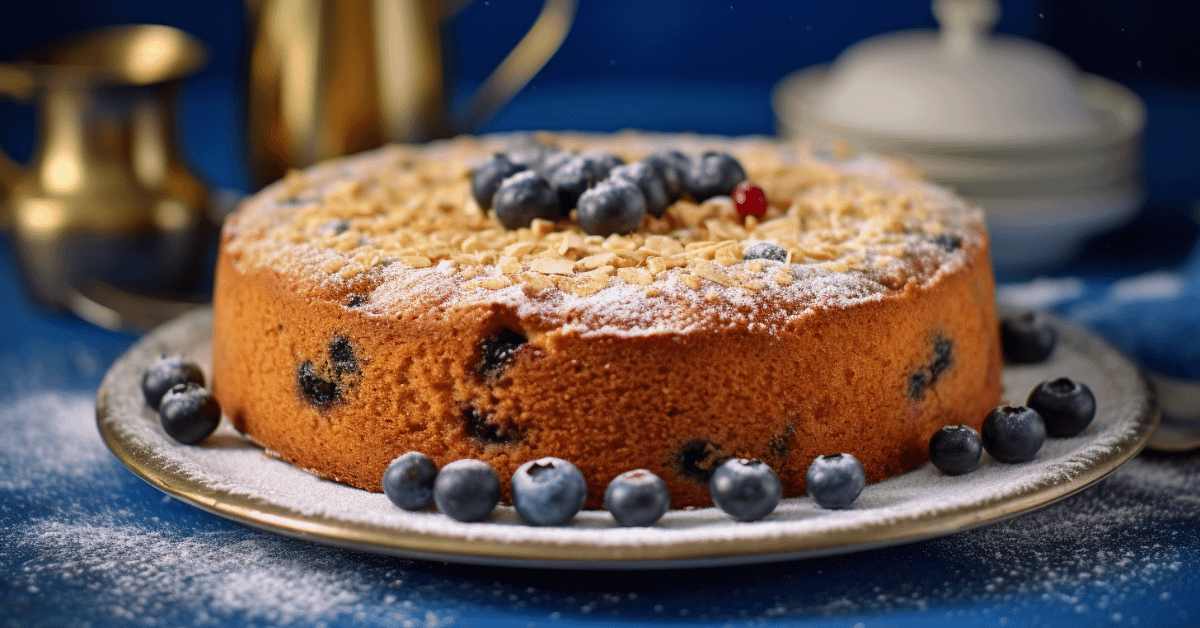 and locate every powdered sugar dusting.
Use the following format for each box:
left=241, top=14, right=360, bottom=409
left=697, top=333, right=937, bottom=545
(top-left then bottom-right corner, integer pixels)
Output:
left=222, top=132, right=984, bottom=337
